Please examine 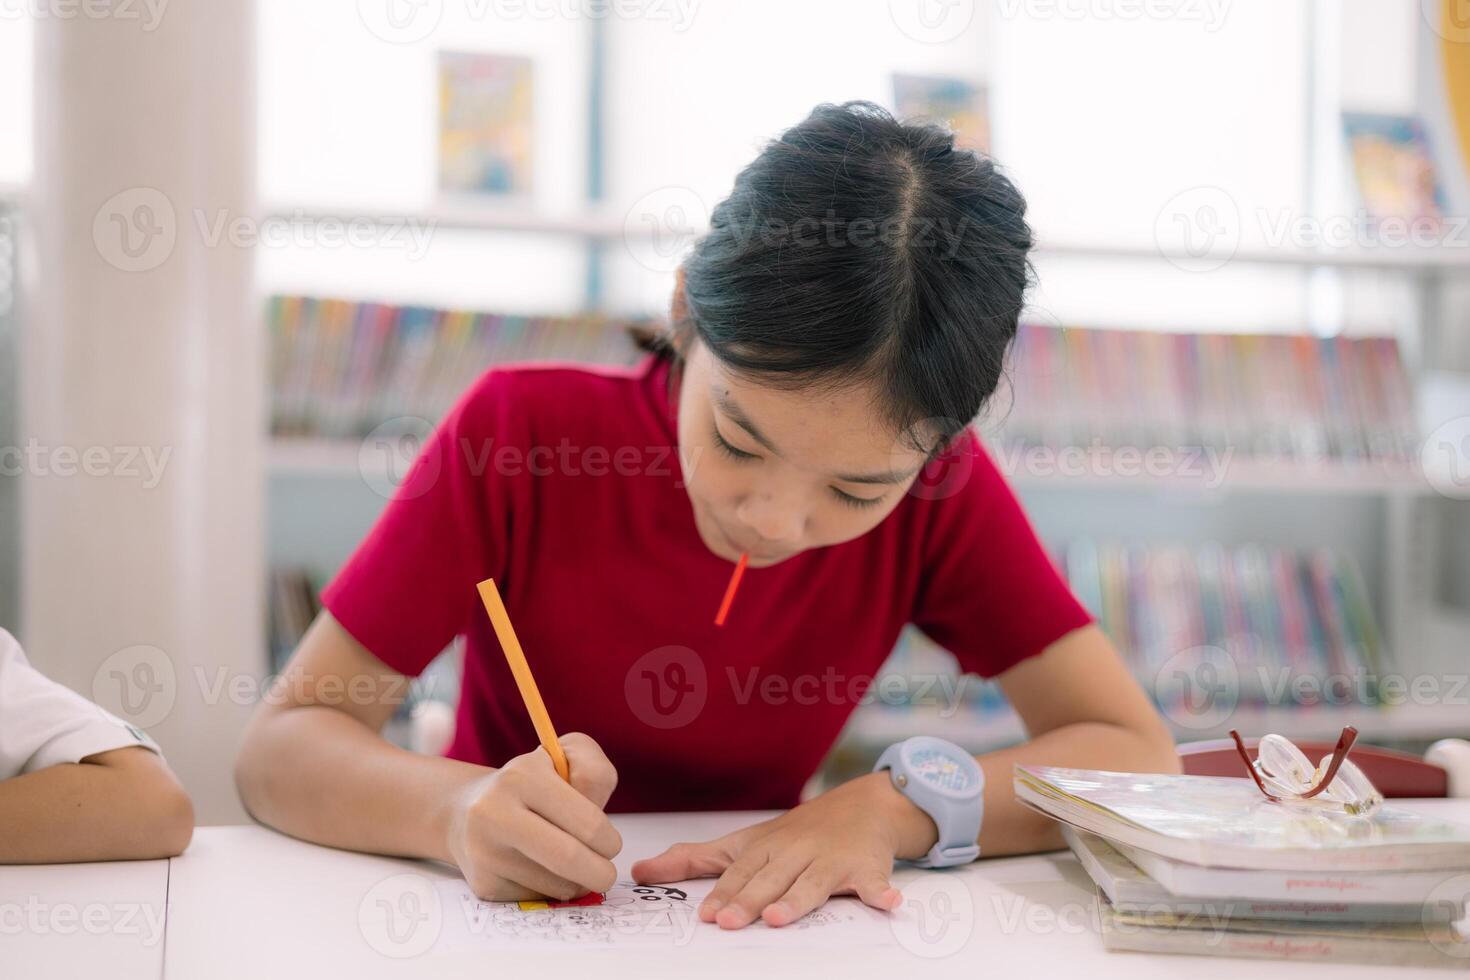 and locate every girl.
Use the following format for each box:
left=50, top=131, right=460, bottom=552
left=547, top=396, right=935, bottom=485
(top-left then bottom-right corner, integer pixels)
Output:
left=236, top=101, right=1178, bottom=930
